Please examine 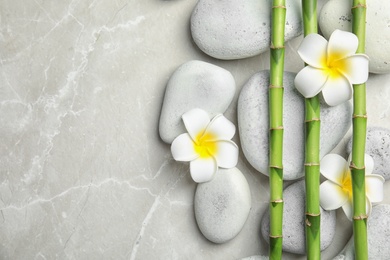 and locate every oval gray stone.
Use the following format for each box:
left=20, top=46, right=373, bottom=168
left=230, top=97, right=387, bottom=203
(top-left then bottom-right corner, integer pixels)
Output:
left=194, top=167, right=251, bottom=244
left=190, top=0, right=302, bottom=60
left=238, top=71, right=352, bottom=180
left=333, top=204, right=390, bottom=260
left=319, top=0, right=390, bottom=74
left=261, top=180, right=336, bottom=254
left=346, top=127, right=390, bottom=180
left=159, top=60, right=235, bottom=143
